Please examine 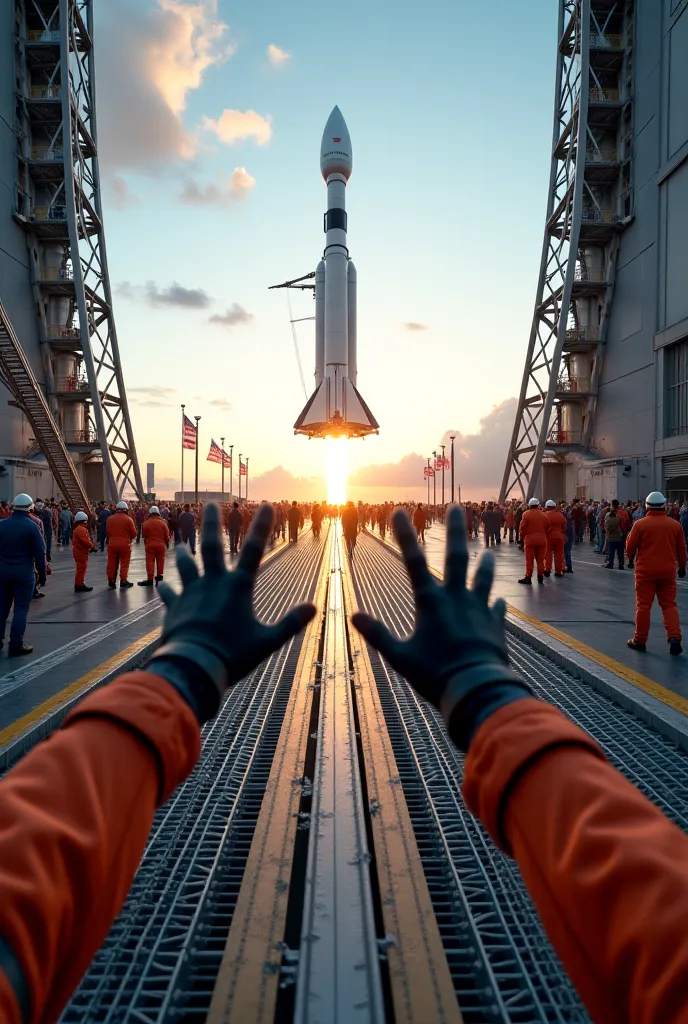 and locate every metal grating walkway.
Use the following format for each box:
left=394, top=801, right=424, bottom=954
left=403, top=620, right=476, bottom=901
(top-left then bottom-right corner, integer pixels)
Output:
left=60, top=534, right=327, bottom=1023
left=350, top=534, right=688, bottom=1023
